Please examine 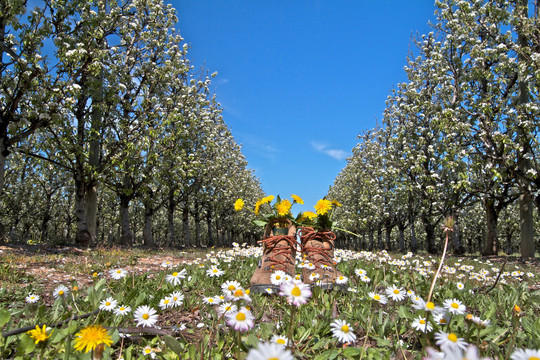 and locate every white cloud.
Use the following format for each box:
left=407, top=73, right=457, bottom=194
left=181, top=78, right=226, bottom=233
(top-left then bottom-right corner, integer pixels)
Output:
left=310, top=141, right=348, bottom=161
